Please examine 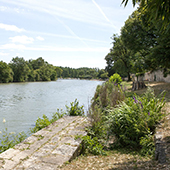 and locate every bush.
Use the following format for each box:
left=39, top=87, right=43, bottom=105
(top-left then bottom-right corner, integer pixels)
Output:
left=31, top=114, right=51, bottom=133
left=31, top=99, right=84, bottom=133
left=109, top=73, right=122, bottom=85
left=91, top=81, right=125, bottom=109
left=0, top=119, right=27, bottom=153
left=81, top=135, right=106, bottom=155
left=66, top=99, right=84, bottom=116
left=107, top=87, right=165, bottom=152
